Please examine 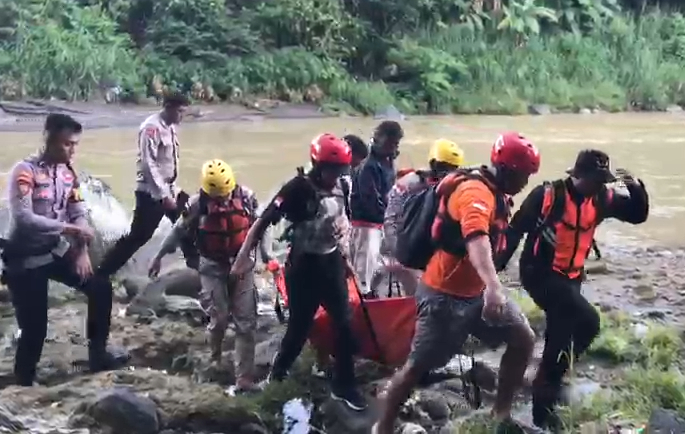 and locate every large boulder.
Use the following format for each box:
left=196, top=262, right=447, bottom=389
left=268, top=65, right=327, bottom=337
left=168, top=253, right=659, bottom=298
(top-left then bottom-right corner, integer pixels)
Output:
left=74, top=388, right=161, bottom=434
left=77, top=171, right=131, bottom=268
